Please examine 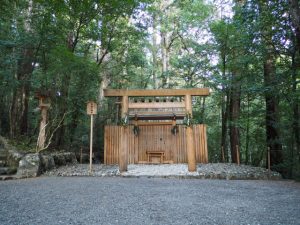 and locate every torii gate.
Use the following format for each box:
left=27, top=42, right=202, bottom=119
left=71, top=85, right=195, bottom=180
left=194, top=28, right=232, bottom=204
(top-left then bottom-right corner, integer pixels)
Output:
left=104, top=88, right=210, bottom=172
